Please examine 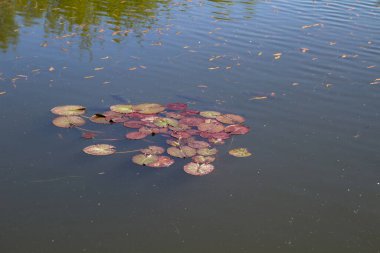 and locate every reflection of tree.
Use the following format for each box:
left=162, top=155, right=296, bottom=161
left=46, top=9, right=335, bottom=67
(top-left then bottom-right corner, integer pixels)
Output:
left=207, top=0, right=257, bottom=20
left=0, top=0, right=170, bottom=51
